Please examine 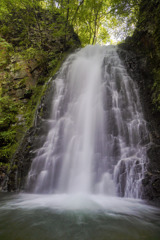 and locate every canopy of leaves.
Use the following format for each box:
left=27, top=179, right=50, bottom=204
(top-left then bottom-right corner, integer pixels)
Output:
left=45, top=0, right=140, bottom=45
left=0, top=0, right=140, bottom=47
